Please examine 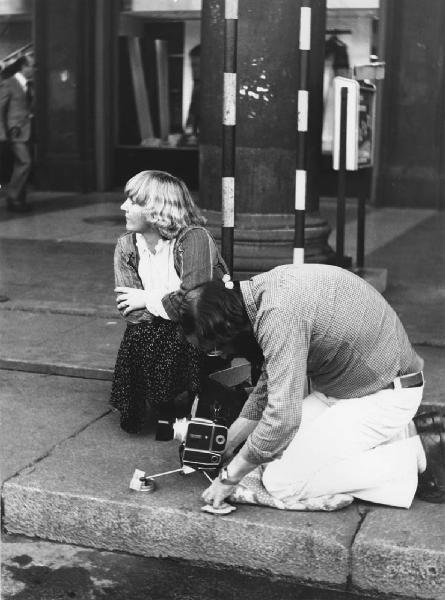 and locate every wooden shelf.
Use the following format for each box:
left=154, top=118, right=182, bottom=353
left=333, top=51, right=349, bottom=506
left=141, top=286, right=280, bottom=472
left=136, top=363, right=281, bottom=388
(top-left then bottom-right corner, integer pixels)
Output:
left=117, top=144, right=198, bottom=151
left=120, top=11, right=201, bottom=21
